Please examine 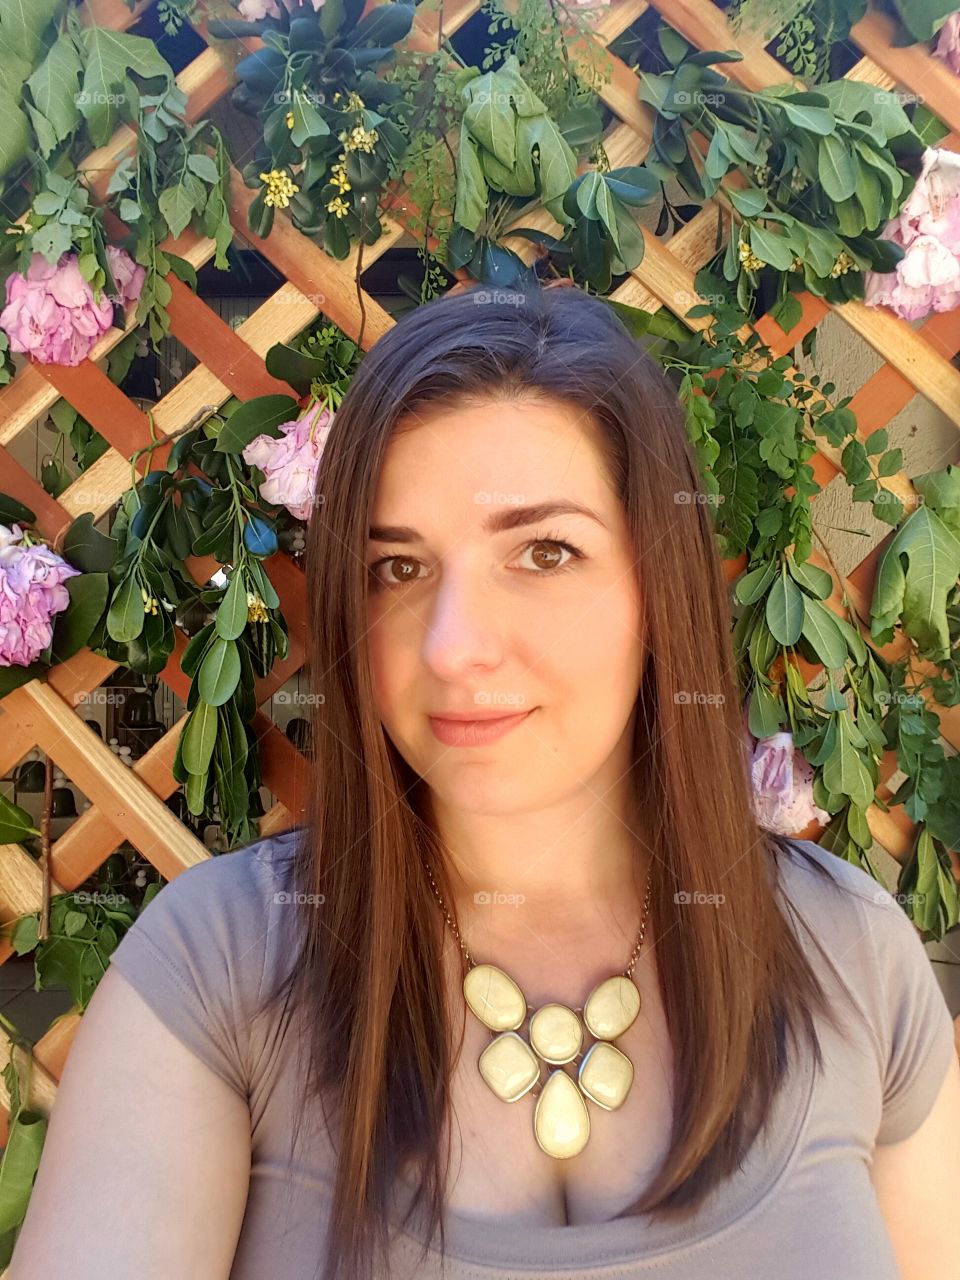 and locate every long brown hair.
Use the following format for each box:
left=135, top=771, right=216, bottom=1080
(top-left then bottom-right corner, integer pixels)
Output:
left=264, top=283, right=856, bottom=1280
